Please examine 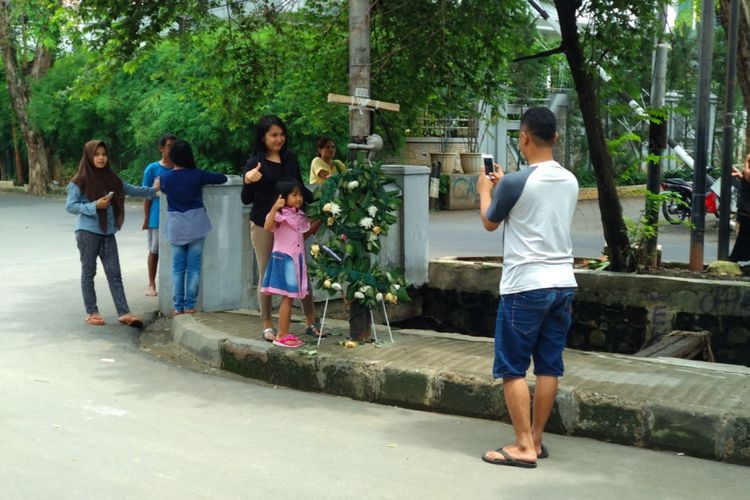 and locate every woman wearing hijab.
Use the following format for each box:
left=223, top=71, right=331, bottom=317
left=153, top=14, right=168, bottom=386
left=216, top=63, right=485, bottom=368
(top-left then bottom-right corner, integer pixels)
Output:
left=66, top=140, right=159, bottom=327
